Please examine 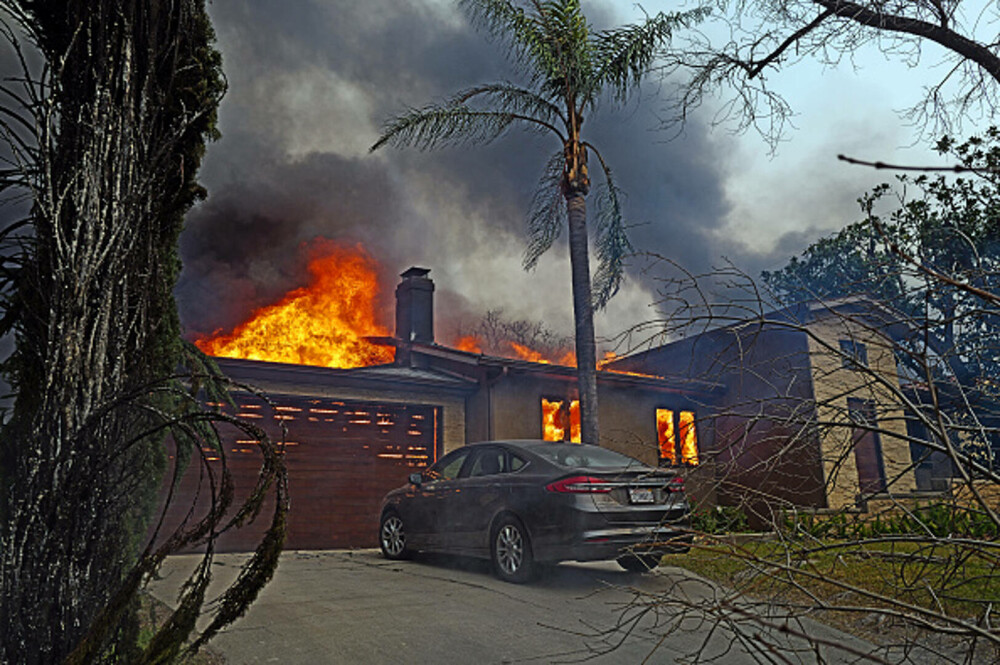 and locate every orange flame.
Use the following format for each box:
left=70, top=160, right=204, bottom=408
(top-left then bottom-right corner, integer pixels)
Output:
left=568, top=399, right=580, bottom=442
left=195, top=240, right=395, bottom=369
left=598, top=350, right=663, bottom=378
left=656, top=409, right=699, bottom=465
left=542, top=398, right=580, bottom=442
left=542, top=398, right=565, bottom=441
left=454, top=335, right=483, bottom=354
left=510, top=341, right=549, bottom=364
left=678, top=410, right=699, bottom=465
left=507, top=342, right=577, bottom=366
left=656, top=409, right=676, bottom=464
